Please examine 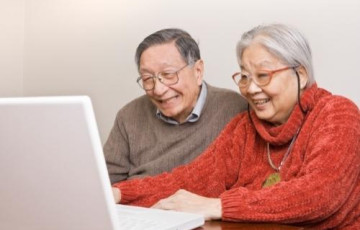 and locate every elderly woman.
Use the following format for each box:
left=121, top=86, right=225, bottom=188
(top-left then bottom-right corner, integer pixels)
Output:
left=112, top=24, right=360, bottom=229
